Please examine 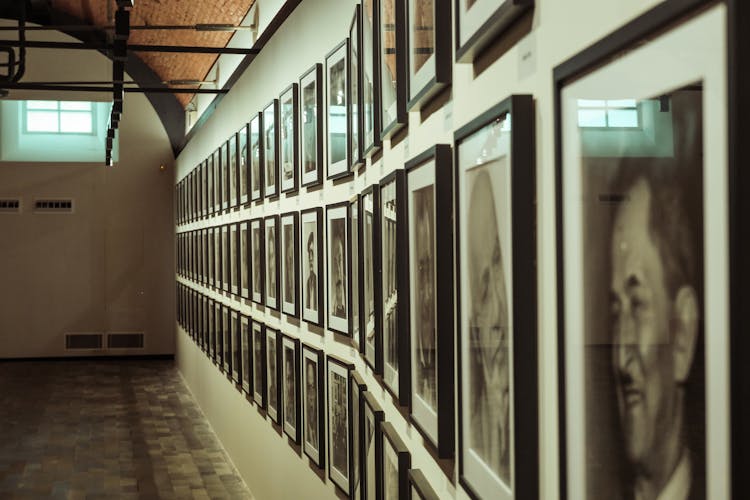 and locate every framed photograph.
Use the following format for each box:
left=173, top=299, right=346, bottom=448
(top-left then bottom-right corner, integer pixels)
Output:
left=349, top=5, right=364, bottom=170
left=301, top=207, right=324, bottom=326
left=380, top=169, right=410, bottom=406
left=327, top=355, right=354, bottom=495
left=555, top=3, right=735, bottom=499
left=300, top=63, right=324, bottom=188
left=228, top=132, right=239, bottom=209
left=326, top=202, right=351, bottom=335
left=202, top=229, right=210, bottom=286
left=363, top=391, right=384, bottom=500
left=264, top=99, right=280, bottom=199
left=302, top=344, right=325, bottom=468
left=266, top=327, right=282, bottom=424
left=326, top=40, right=350, bottom=180
left=250, top=218, right=265, bottom=305
left=409, top=469, right=439, bottom=500
left=455, top=0, right=532, bottom=64
left=281, top=334, right=301, bottom=443
left=213, top=148, right=222, bottom=213
left=280, top=83, right=299, bottom=194
left=221, top=140, right=230, bottom=211
left=349, top=194, right=361, bottom=349
left=265, top=215, right=280, bottom=311
left=221, top=304, right=230, bottom=373
left=241, top=314, right=252, bottom=394
left=202, top=296, right=210, bottom=350
left=405, top=0, right=451, bottom=111
left=240, top=221, right=249, bottom=299
left=280, top=212, right=300, bottom=317
left=222, top=224, right=231, bottom=294
left=210, top=299, right=218, bottom=361
left=199, top=161, right=207, bottom=218
left=206, top=154, right=215, bottom=216
left=239, top=123, right=249, bottom=205
left=231, top=309, right=241, bottom=384
left=361, top=184, right=382, bottom=372
left=405, top=144, right=455, bottom=458
left=250, top=112, right=264, bottom=201
left=207, top=227, right=215, bottom=287
left=381, top=422, right=410, bottom=500
left=214, top=226, right=222, bottom=291
left=230, top=223, right=239, bottom=296
left=377, top=0, right=409, bottom=139
left=361, top=0, right=381, bottom=156
left=252, top=320, right=266, bottom=408
left=455, top=95, right=537, bottom=499
left=350, top=371, right=366, bottom=500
